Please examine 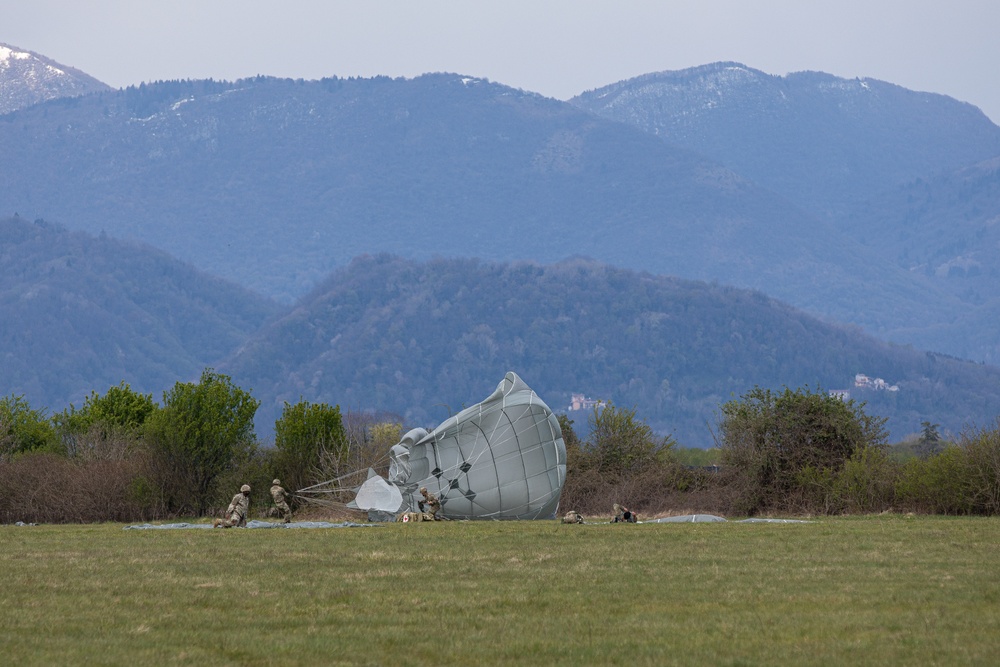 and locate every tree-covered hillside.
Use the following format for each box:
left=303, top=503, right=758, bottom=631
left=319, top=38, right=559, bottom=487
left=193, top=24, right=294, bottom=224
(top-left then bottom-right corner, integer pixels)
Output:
left=0, top=216, right=280, bottom=411
left=220, top=255, right=1000, bottom=447
left=843, top=157, right=1000, bottom=363
left=0, top=75, right=969, bottom=361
